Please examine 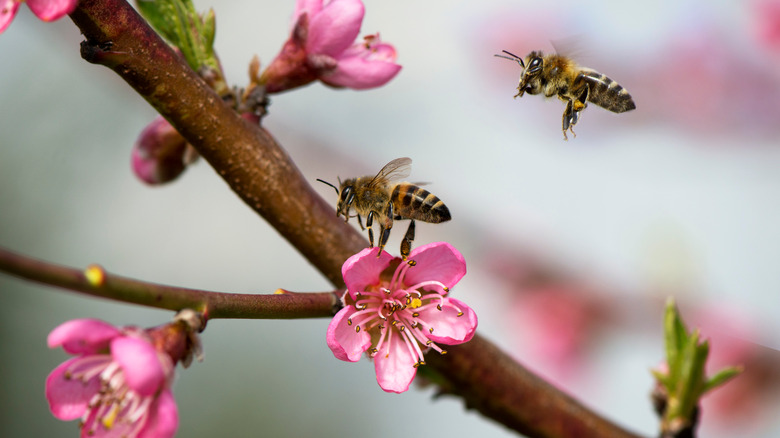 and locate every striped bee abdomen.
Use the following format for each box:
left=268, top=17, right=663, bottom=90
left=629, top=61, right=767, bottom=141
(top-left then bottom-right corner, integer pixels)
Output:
left=579, top=71, right=636, bottom=113
left=391, top=184, right=451, bottom=223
